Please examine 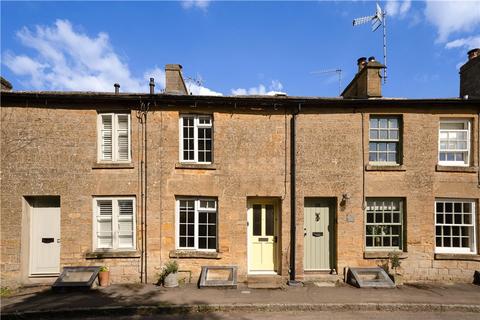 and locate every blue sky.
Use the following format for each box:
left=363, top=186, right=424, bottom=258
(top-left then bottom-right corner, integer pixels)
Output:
left=1, top=1, right=480, bottom=98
